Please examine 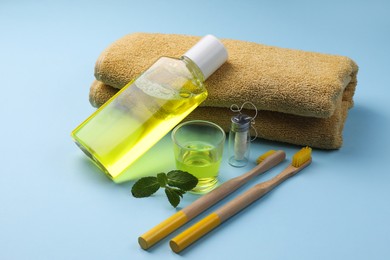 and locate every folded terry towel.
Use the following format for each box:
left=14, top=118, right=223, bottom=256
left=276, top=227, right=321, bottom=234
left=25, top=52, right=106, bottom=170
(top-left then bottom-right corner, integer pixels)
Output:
left=95, top=33, right=358, bottom=118
left=89, top=33, right=358, bottom=149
